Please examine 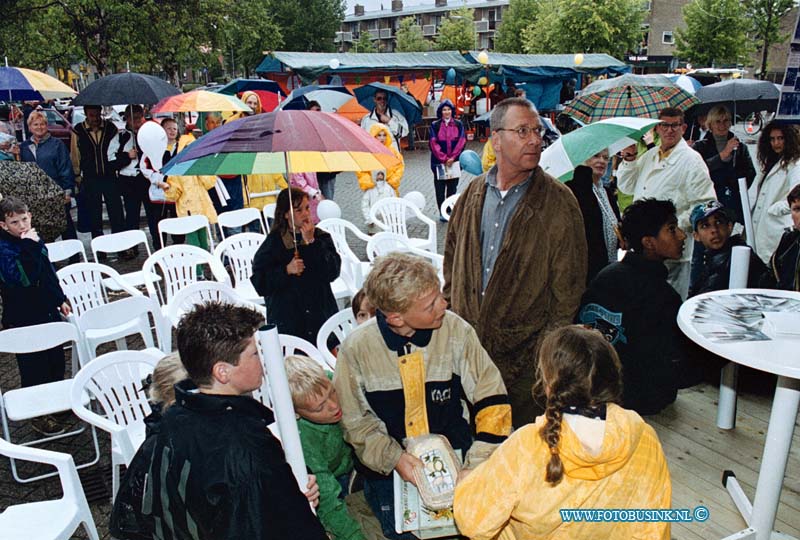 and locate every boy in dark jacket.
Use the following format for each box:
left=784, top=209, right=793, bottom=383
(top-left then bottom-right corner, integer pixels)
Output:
left=578, top=198, right=695, bottom=415
left=111, top=302, right=327, bottom=540
left=0, top=196, right=71, bottom=435
left=688, top=200, right=768, bottom=297
left=768, top=184, right=800, bottom=291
